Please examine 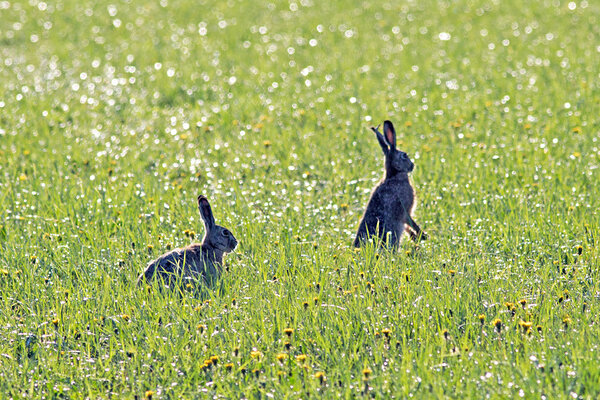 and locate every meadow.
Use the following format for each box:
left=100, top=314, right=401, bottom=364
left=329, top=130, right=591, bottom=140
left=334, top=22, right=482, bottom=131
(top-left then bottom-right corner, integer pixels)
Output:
left=1, top=0, right=599, bottom=398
